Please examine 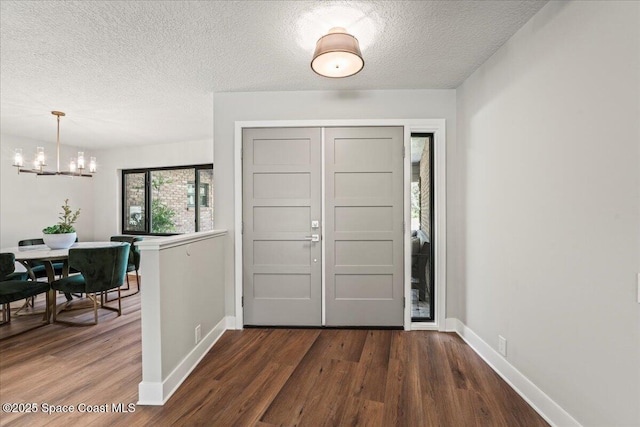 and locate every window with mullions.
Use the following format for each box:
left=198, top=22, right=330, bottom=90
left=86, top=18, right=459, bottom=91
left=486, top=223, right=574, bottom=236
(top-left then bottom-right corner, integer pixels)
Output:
left=122, top=164, right=213, bottom=235
left=187, top=182, right=209, bottom=207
